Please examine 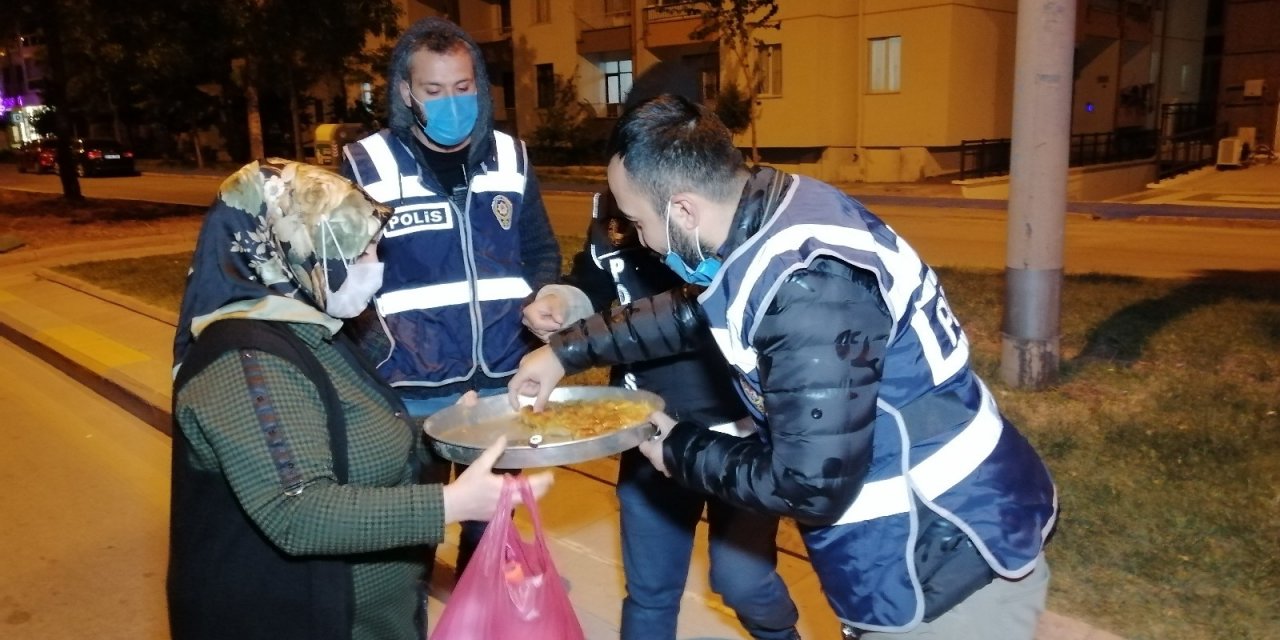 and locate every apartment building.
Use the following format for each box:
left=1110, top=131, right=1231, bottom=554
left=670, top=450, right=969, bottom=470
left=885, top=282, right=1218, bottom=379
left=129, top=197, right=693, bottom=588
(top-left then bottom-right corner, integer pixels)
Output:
left=1, top=34, right=50, bottom=147
left=430, top=0, right=1208, bottom=182
left=1216, top=0, right=1280, bottom=151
